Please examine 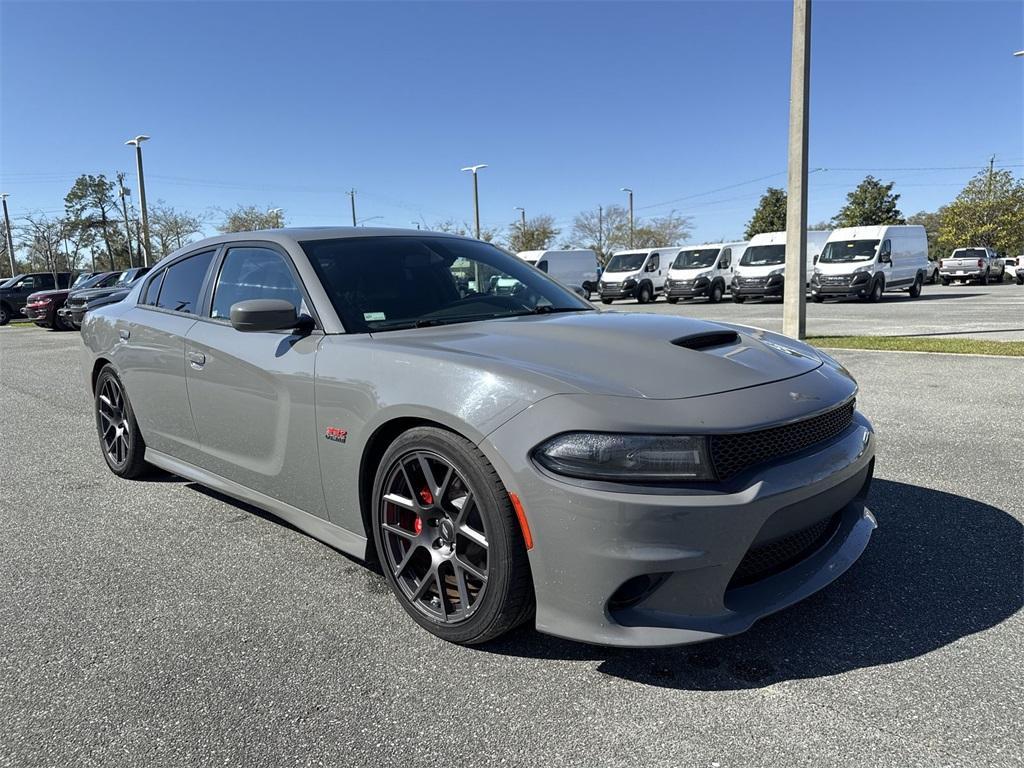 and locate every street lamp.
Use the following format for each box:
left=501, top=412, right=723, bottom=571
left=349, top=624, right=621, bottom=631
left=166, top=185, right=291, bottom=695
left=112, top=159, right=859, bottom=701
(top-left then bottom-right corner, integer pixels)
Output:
left=620, top=187, right=634, bottom=248
left=460, top=164, right=488, bottom=239
left=346, top=189, right=357, bottom=226
left=514, top=206, right=526, bottom=232
left=124, top=135, right=152, bottom=266
left=1, top=193, right=15, bottom=275
left=1014, top=50, right=1024, bottom=56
